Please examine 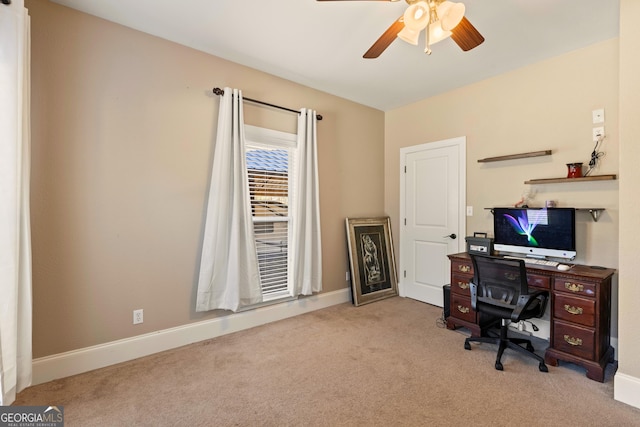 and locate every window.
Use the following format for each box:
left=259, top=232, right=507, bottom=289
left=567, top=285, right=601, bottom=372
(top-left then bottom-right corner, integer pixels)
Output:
left=244, top=125, right=297, bottom=302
